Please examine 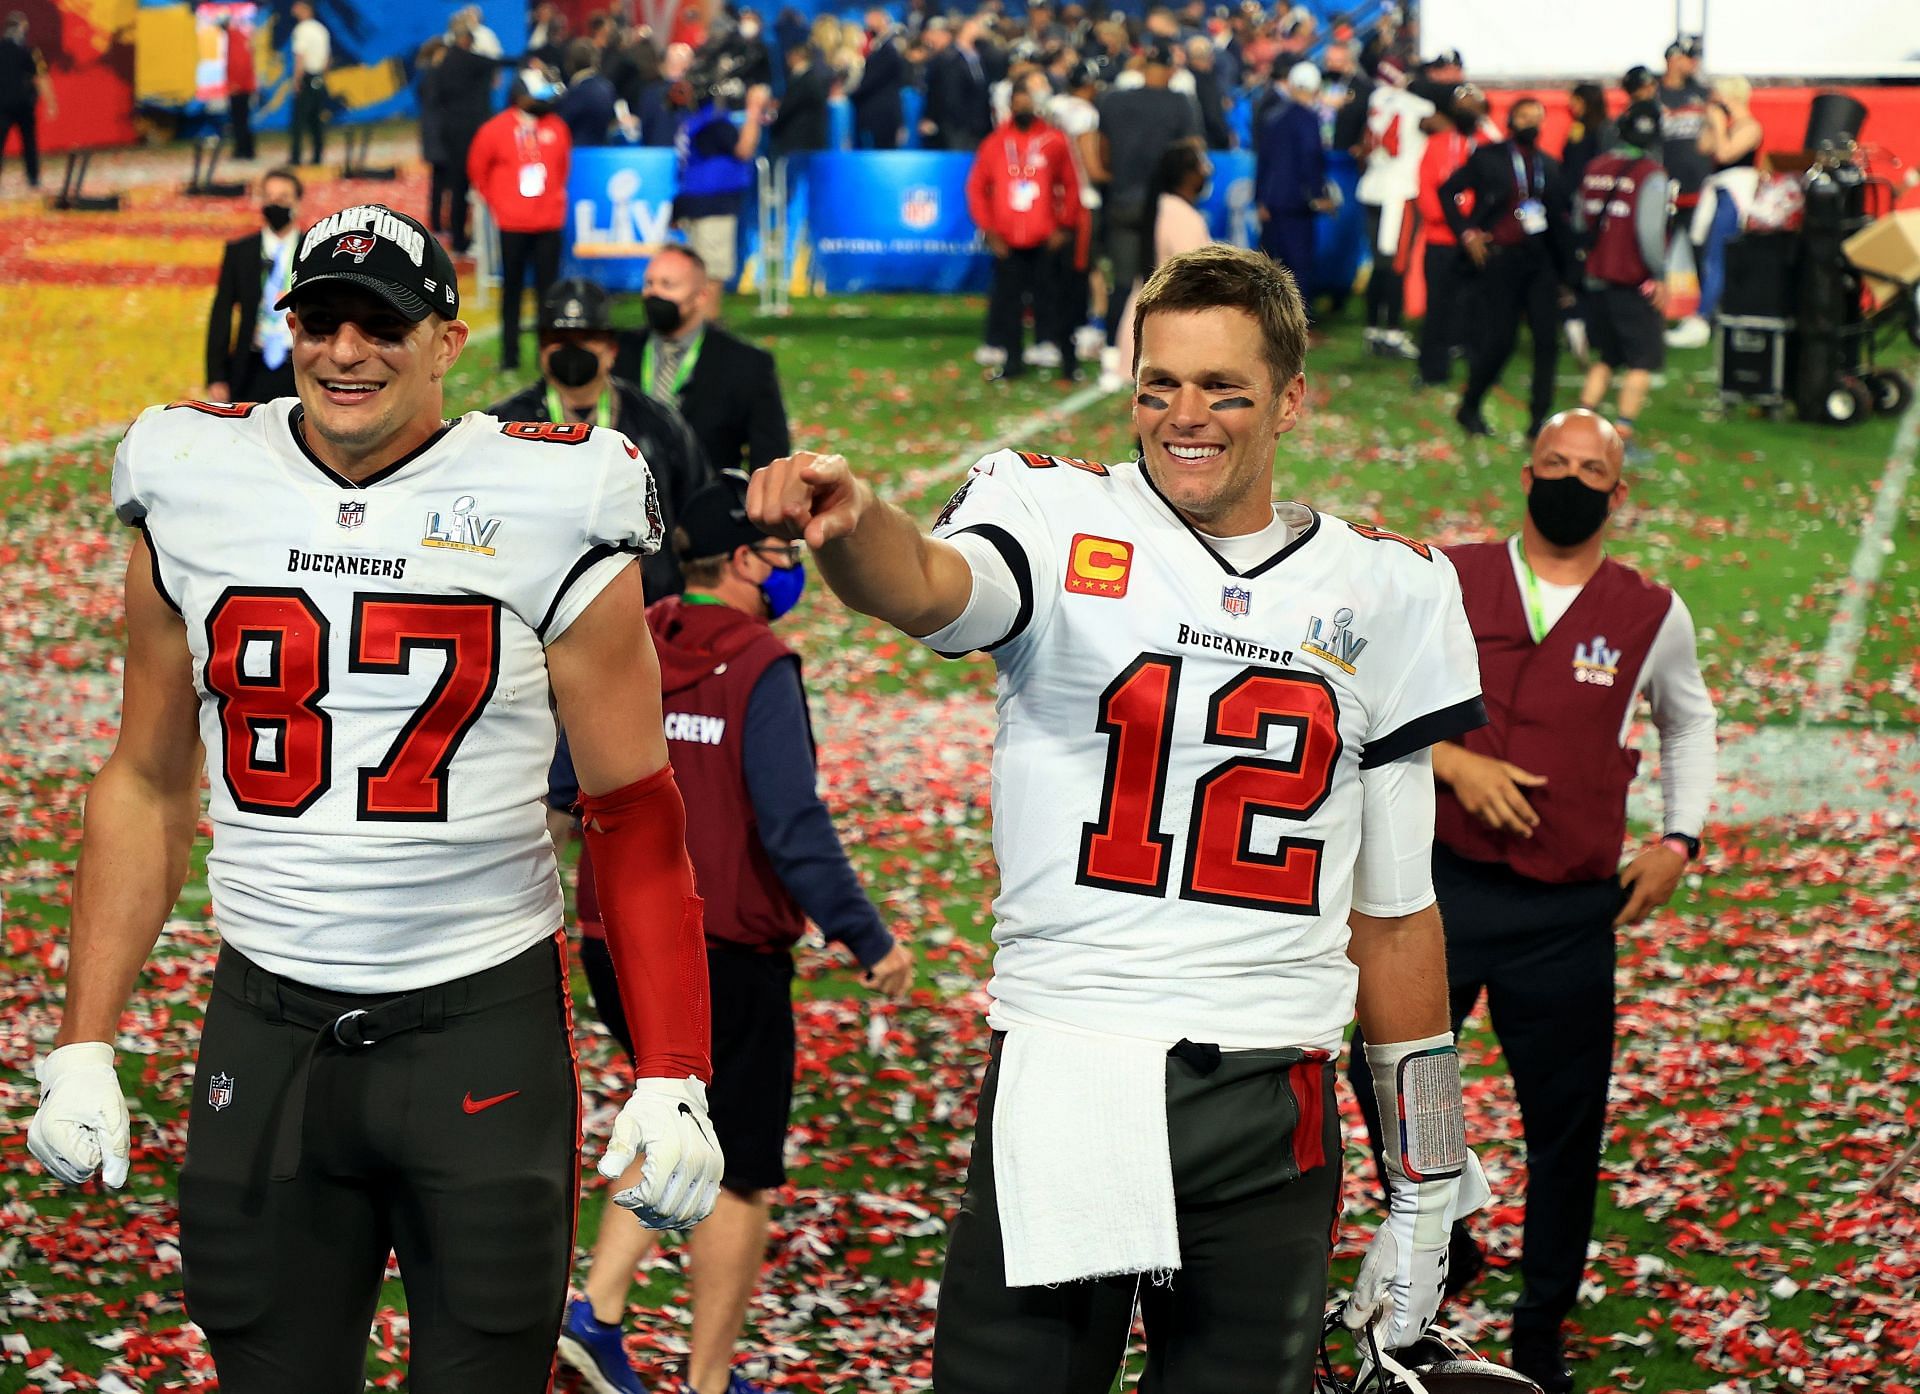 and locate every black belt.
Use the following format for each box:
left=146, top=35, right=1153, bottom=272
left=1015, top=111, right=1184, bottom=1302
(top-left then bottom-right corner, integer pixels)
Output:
left=212, top=937, right=561, bottom=1182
